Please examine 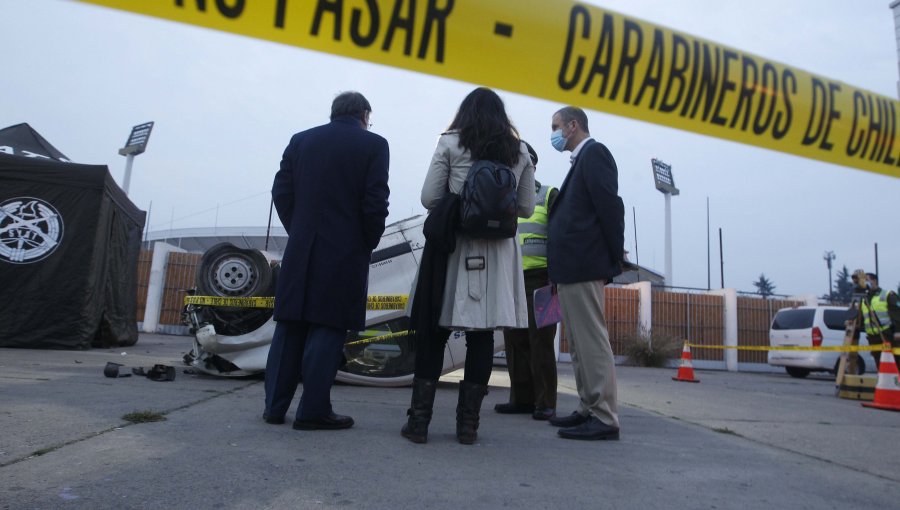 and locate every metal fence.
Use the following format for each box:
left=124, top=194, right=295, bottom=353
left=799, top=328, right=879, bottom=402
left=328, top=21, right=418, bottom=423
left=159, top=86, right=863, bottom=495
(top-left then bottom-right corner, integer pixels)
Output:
left=159, top=252, right=202, bottom=325
left=134, top=249, right=810, bottom=366
left=736, top=297, right=804, bottom=363
left=651, top=289, right=724, bottom=361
